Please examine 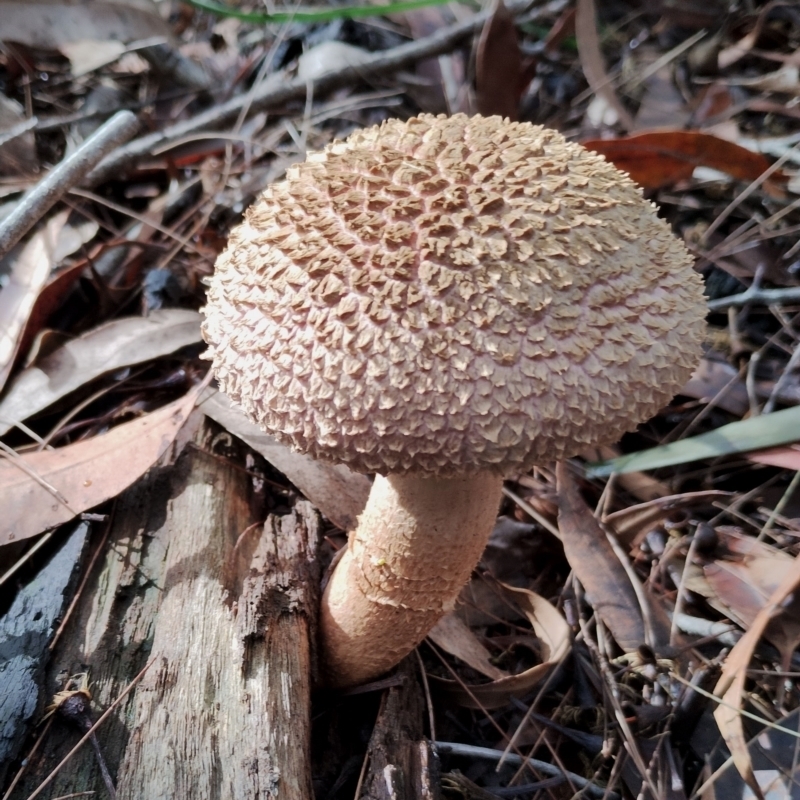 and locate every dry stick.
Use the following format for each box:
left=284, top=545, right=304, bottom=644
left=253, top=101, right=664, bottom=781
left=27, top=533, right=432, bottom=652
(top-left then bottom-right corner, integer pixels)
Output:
left=84, top=0, right=568, bottom=187
left=701, top=141, right=800, bottom=244
left=707, top=285, right=800, bottom=311
left=0, top=110, right=139, bottom=261
left=24, top=658, right=155, bottom=800
left=433, top=743, right=617, bottom=800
